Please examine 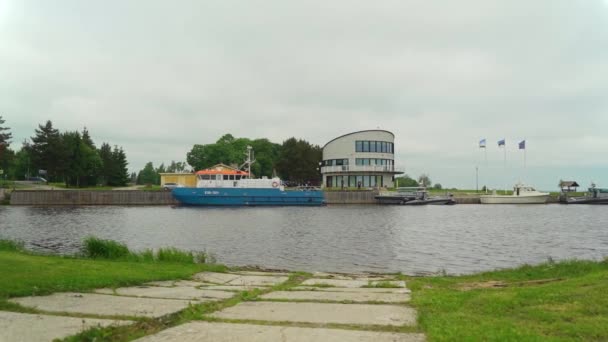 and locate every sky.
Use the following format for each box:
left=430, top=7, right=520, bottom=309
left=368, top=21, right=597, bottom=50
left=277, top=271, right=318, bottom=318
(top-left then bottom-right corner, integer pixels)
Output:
left=1, top=0, right=607, bottom=190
